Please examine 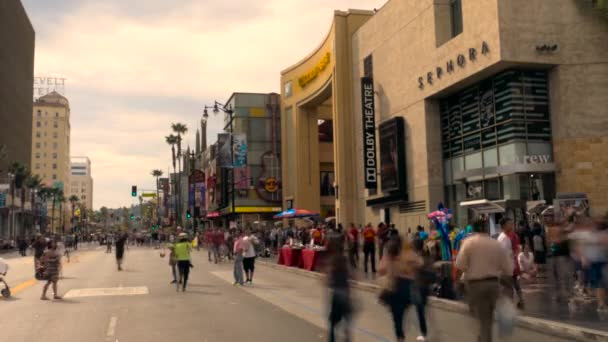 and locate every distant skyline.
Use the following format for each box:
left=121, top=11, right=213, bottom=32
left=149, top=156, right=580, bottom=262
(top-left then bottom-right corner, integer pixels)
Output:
left=21, top=0, right=386, bottom=209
